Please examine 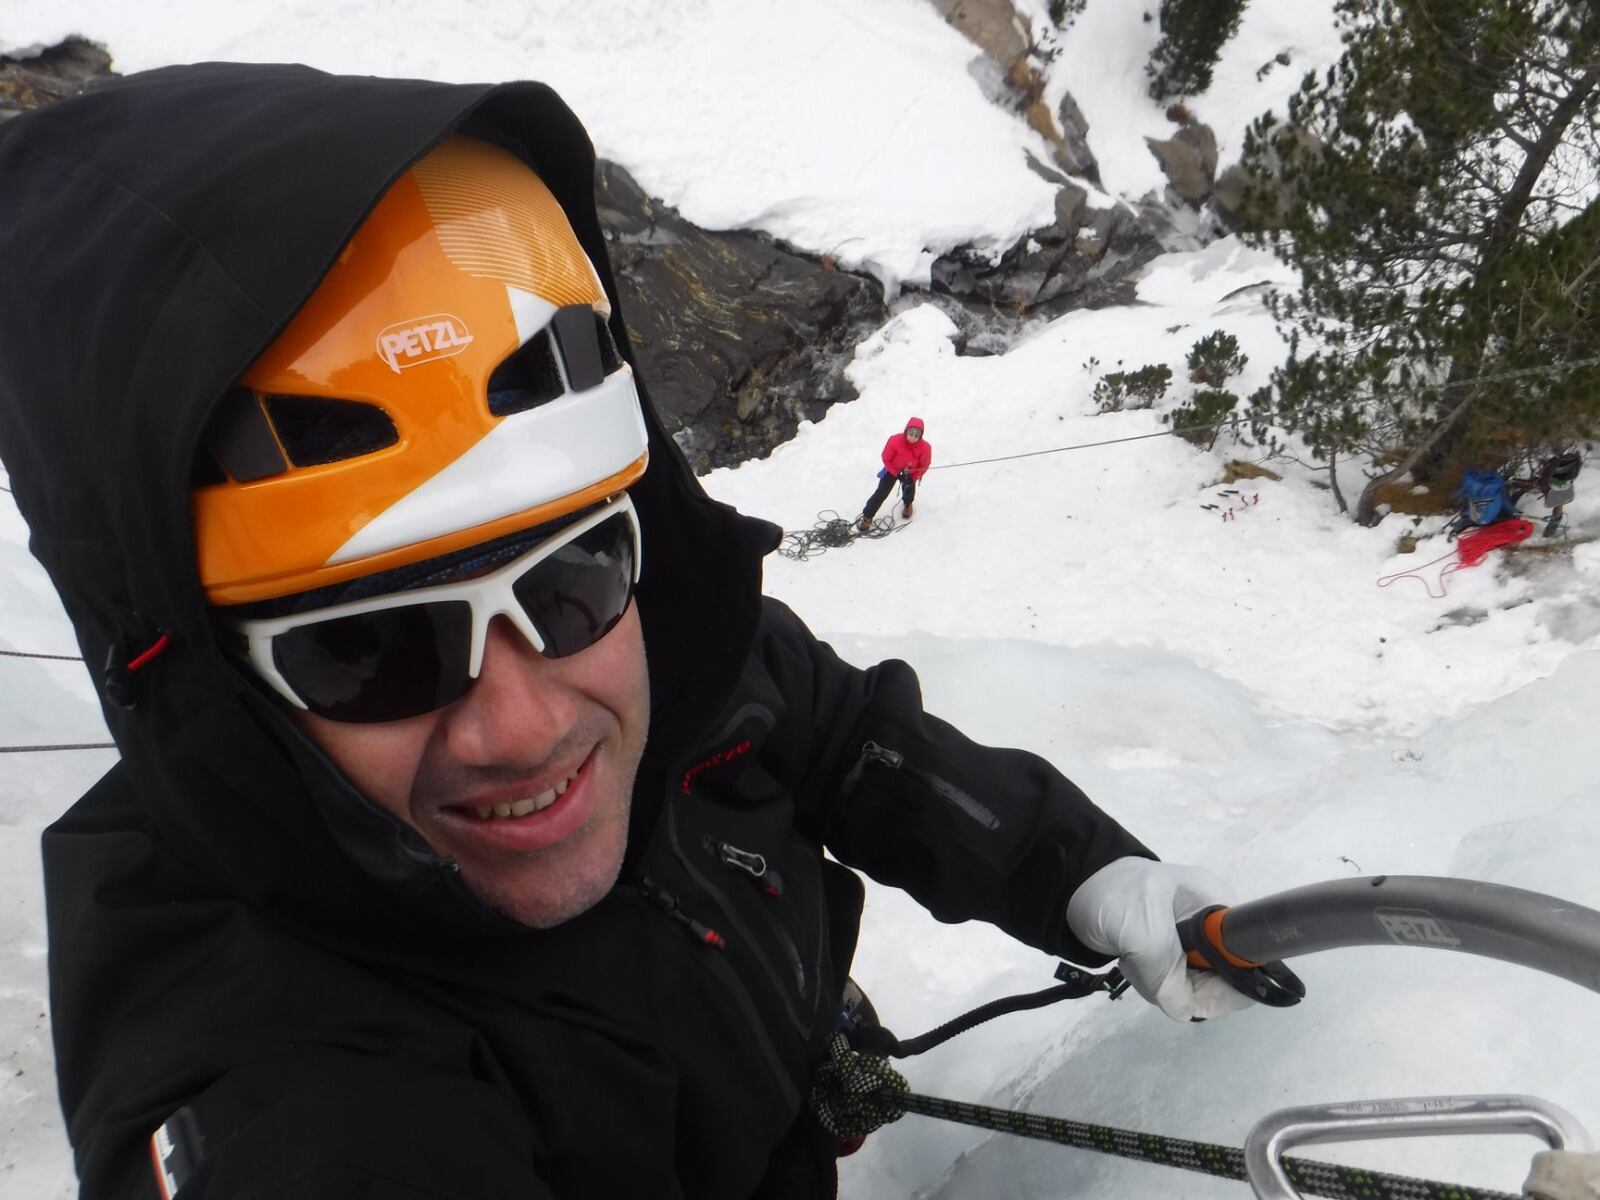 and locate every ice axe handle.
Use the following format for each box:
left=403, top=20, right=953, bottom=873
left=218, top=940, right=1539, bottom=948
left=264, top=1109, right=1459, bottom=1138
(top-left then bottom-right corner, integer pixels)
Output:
left=1178, top=905, right=1306, bottom=1008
